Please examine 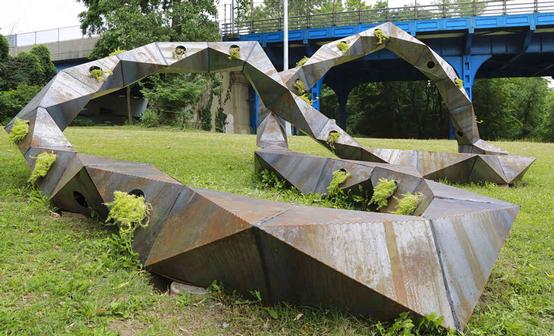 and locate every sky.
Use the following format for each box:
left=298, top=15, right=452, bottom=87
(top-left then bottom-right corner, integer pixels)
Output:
left=0, top=0, right=424, bottom=36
